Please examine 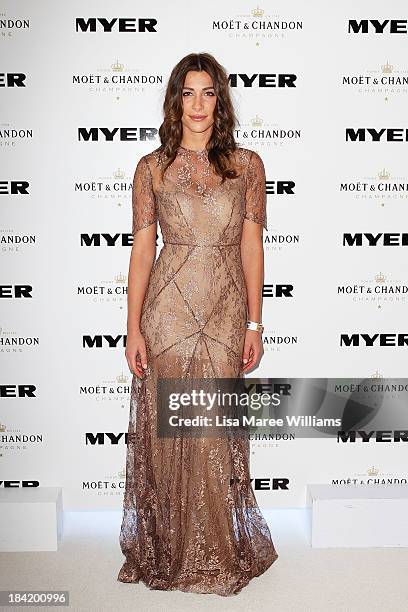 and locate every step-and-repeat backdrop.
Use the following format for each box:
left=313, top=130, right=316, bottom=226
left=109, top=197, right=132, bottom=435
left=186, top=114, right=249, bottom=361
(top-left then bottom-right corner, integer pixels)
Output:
left=2, top=1, right=407, bottom=509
